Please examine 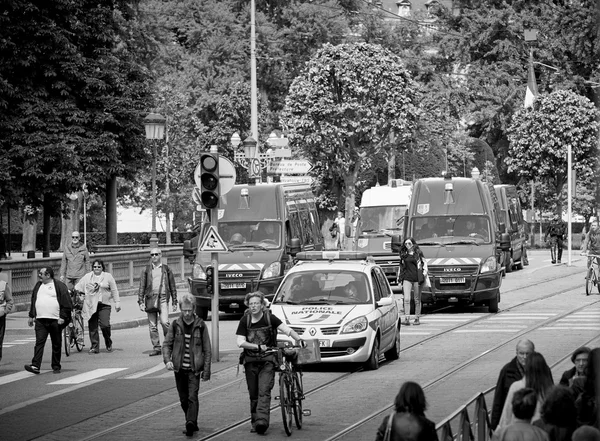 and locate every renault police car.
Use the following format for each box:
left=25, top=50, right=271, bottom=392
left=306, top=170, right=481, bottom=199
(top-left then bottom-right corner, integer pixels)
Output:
left=270, top=251, right=401, bottom=370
